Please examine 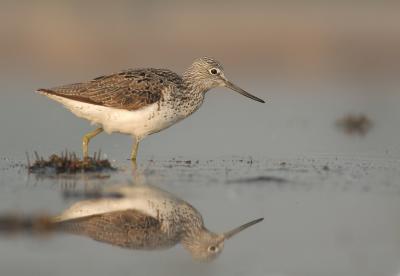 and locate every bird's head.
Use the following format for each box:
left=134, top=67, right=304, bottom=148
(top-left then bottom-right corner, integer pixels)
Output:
left=183, top=57, right=265, bottom=103
left=182, top=217, right=263, bottom=262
